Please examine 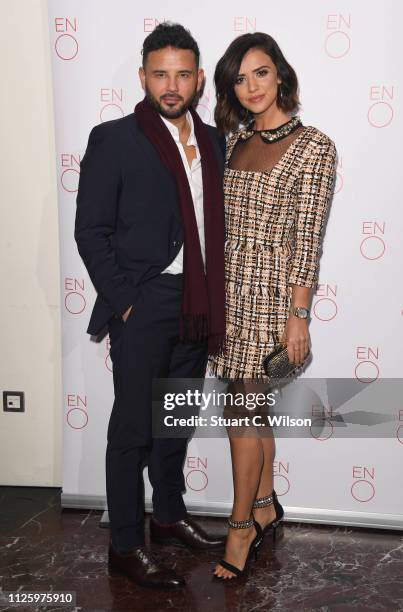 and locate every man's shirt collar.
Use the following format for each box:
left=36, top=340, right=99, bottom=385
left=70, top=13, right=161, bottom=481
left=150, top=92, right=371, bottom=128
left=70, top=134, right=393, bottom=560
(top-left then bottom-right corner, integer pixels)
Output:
left=160, top=111, right=197, bottom=147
